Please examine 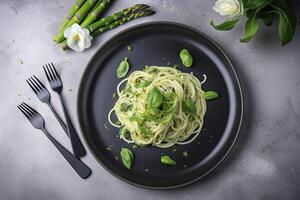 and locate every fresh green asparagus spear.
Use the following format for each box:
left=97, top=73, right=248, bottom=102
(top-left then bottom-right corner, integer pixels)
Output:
left=92, top=10, right=155, bottom=37
left=58, top=0, right=87, bottom=31
left=90, top=0, right=103, bottom=12
left=87, top=4, right=149, bottom=32
left=53, top=0, right=98, bottom=43
left=81, top=0, right=112, bottom=28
